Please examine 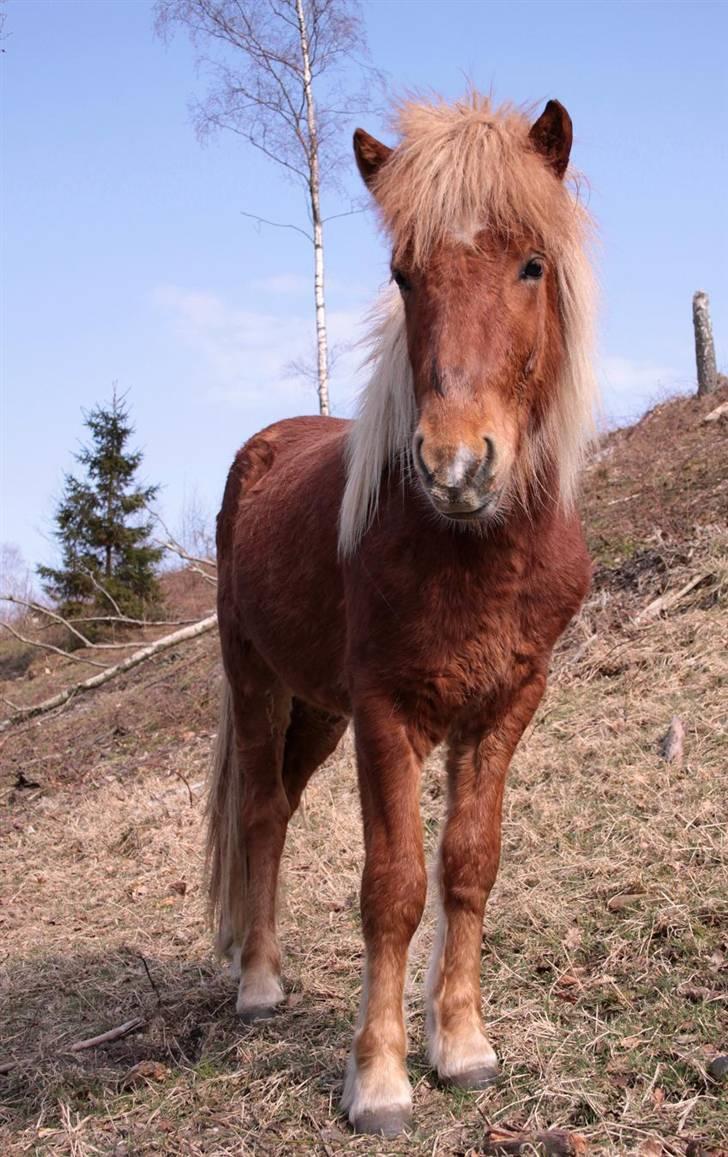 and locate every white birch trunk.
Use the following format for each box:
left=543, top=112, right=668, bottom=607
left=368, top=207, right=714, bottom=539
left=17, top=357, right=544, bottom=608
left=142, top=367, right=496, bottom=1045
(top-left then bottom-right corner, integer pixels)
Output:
left=693, top=290, right=718, bottom=397
left=295, top=0, right=330, bottom=415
